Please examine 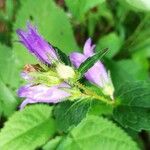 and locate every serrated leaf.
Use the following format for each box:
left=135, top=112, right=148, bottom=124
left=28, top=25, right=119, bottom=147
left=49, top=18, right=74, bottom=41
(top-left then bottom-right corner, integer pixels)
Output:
left=13, top=0, right=78, bottom=65
left=57, top=116, right=139, bottom=150
left=0, top=104, right=56, bottom=150
left=78, top=48, right=108, bottom=77
left=113, top=81, right=150, bottom=131
left=53, top=101, right=90, bottom=132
